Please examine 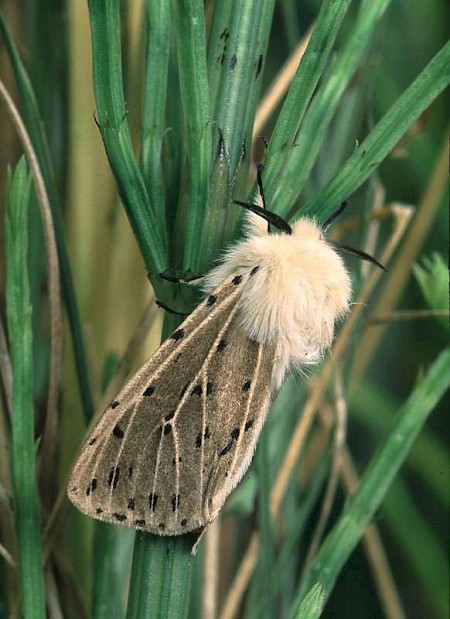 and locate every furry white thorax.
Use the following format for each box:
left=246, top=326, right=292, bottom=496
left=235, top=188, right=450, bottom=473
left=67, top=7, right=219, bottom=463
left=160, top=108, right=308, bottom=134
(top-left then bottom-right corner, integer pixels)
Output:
left=203, top=212, right=352, bottom=388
